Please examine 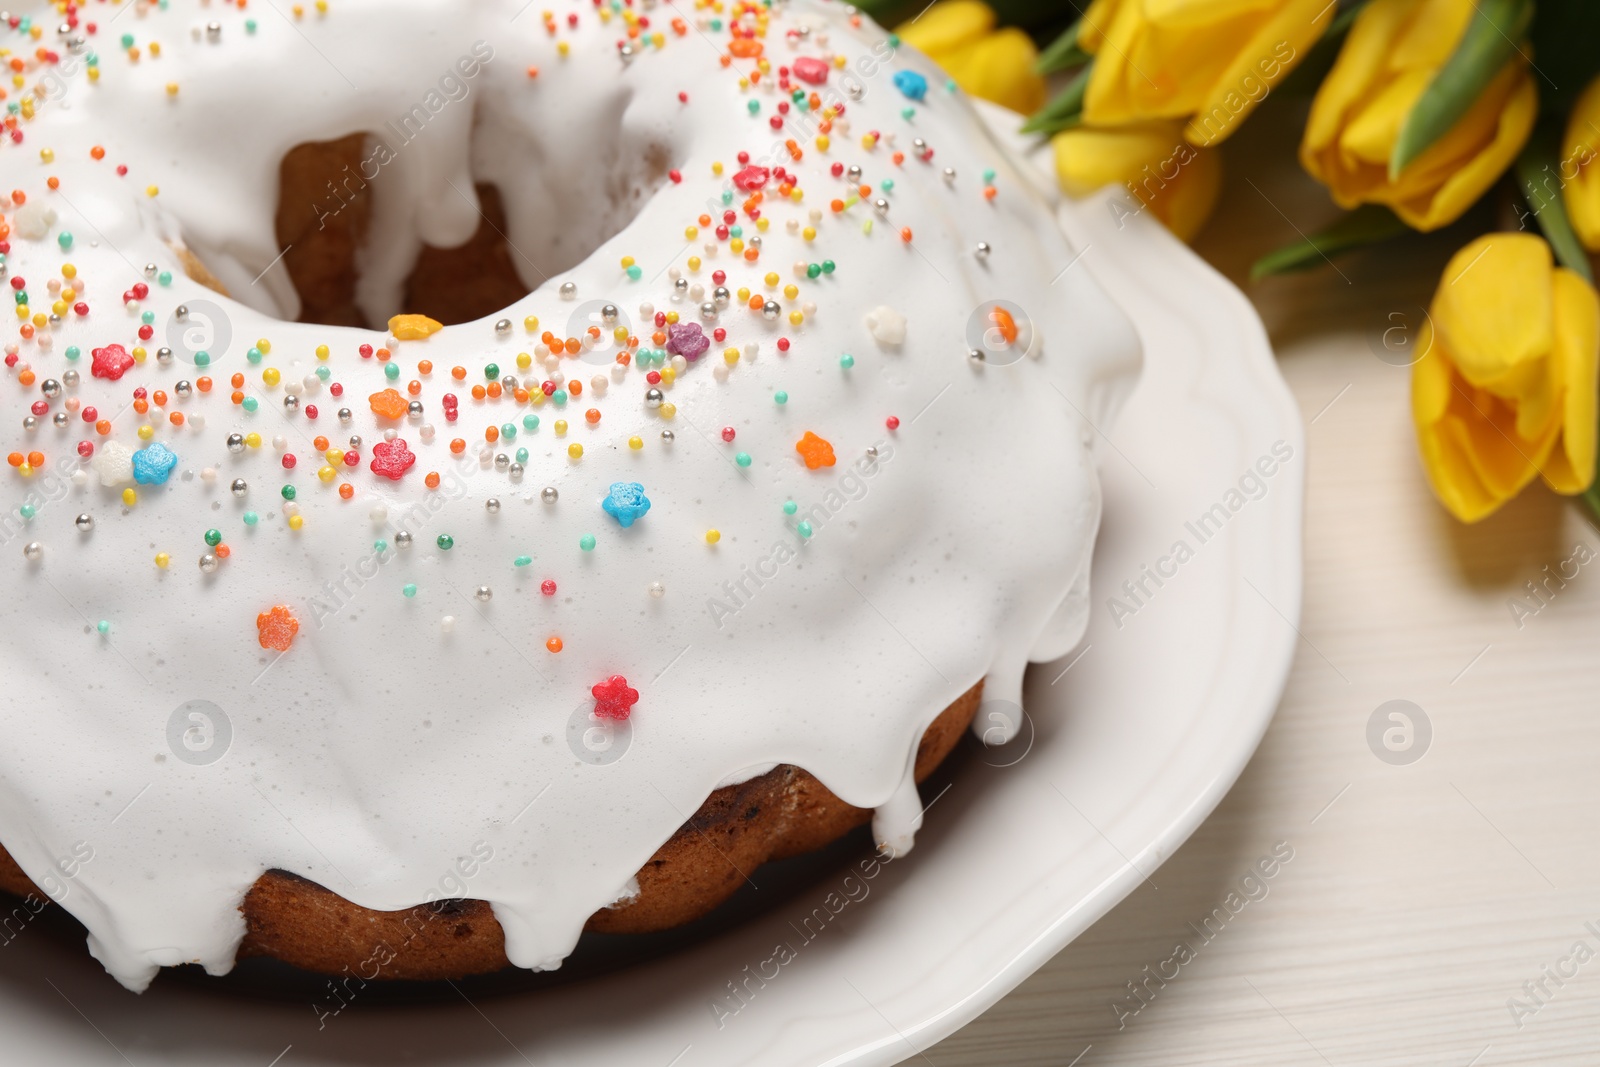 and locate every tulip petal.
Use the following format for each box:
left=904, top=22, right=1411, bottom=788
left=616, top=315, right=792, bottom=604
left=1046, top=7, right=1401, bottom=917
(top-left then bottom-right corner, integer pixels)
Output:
left=1053, top=122, right=1190, bottom=197
left=1542, top=269, right=1600, bottom=493
left=1563, top=76, right=1600, bottom=253
left=1302, top=0, right=1412, bottom=166
left=942, top=29, right=1048, bottom=114
left=896, top=0, right=995, bottom=60
left=1433, top=233, right=1553, bottom=387
left=1185, top=0, right=1333, bottom=147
